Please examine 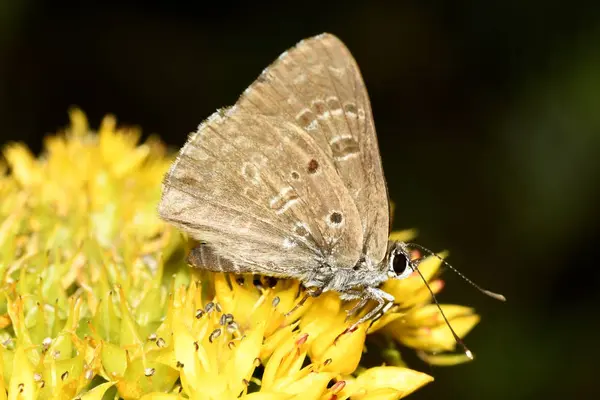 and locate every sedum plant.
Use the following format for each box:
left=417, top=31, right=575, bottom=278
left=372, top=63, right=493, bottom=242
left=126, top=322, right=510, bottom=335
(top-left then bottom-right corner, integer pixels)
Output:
left=0, top=110, right=479, bottom=399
